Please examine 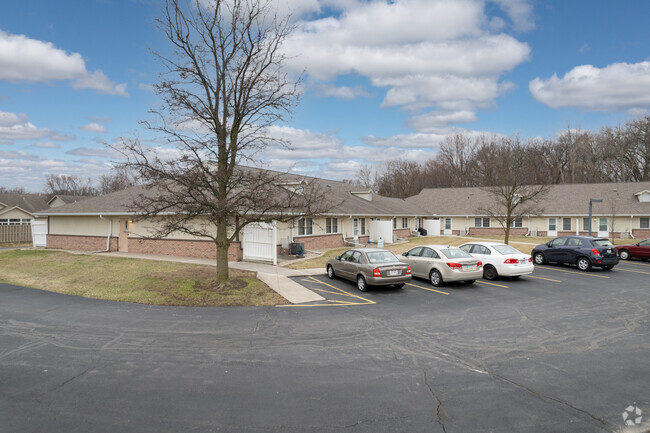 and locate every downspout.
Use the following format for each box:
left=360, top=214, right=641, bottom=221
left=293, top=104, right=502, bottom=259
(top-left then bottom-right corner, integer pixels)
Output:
left=524, top=215, right=531, bottom=236
left=88, top=214, right=112, bottom=253
left=630, top=215, right=636, bottom=239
